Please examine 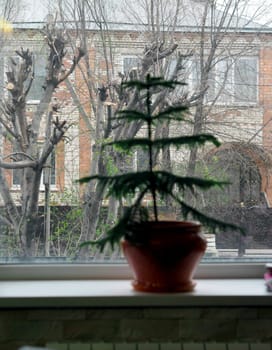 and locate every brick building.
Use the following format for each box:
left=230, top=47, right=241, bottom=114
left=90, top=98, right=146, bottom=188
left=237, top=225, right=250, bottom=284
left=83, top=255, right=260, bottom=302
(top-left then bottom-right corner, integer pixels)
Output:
left=1, top=15, right=272, bottom=209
